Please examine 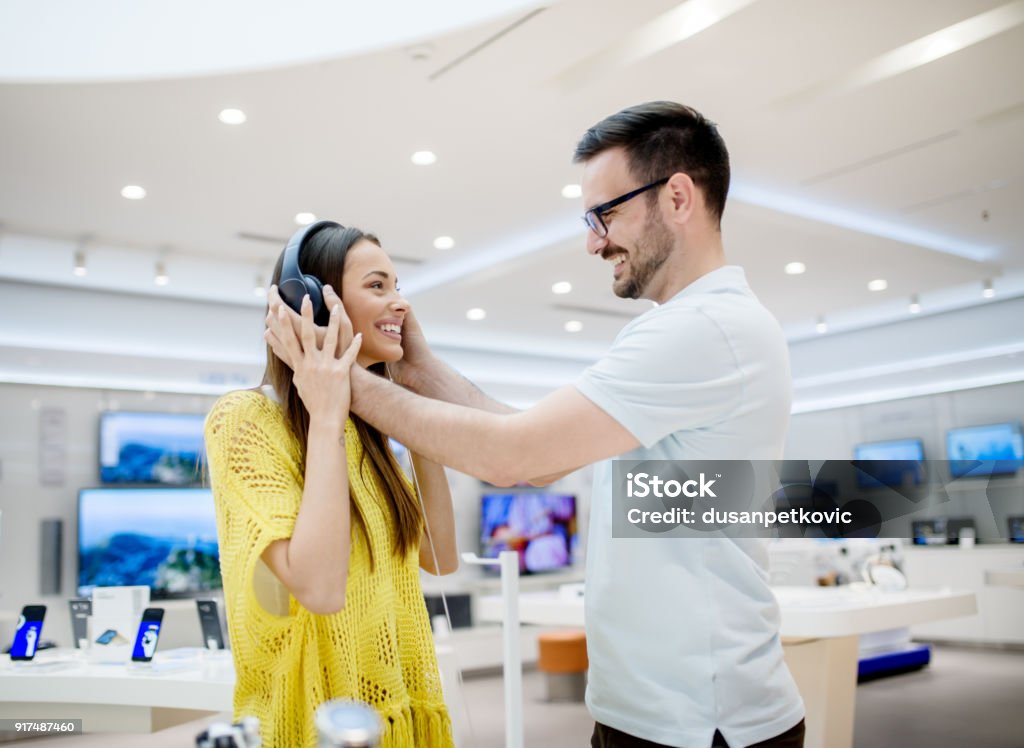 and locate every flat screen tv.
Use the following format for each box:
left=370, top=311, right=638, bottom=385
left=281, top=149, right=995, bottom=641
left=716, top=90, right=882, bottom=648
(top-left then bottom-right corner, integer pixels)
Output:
left=78, top=487, right=221, bottom=598
left=480, top=493, right=576, bottom=574
left=99, top=411, right=206, bottom=484
left=946, top=422, right=1024, bottom=478
left=853, top=438, right=925, bottom=489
